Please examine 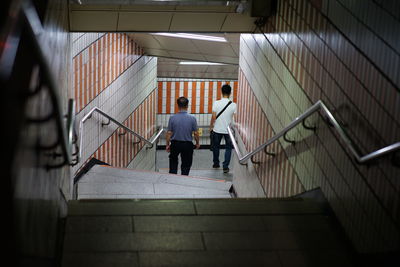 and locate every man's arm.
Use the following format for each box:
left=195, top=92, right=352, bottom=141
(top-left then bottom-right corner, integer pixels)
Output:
left=193, top=130, right=200, bottom=149
left=165, top=130, right=173, bottom=152
left=209, top=112, right=217, bottom=131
